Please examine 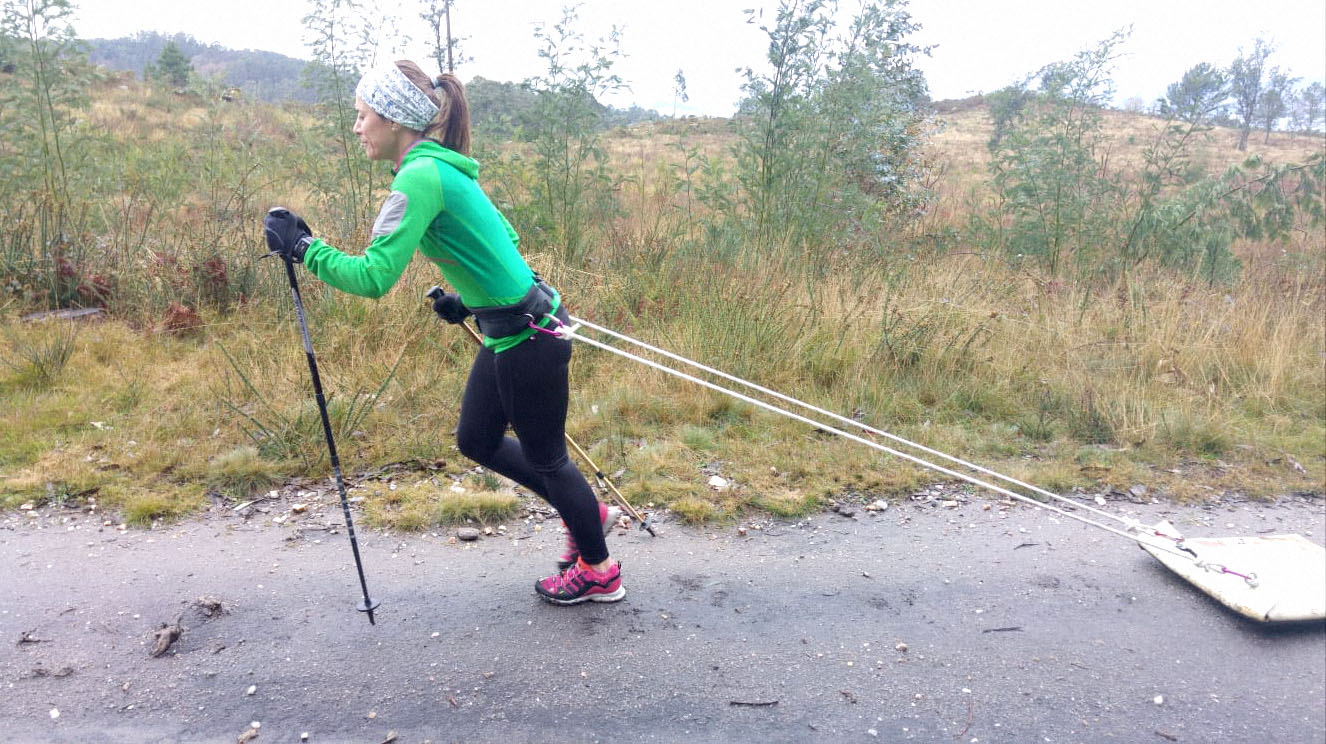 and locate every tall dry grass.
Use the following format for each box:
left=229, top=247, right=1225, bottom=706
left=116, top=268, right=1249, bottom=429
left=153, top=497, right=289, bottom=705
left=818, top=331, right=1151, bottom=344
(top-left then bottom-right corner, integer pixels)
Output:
left=926, top=105, right=1325, bottom=217
left=1, top=81, right=1322, bottom=527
